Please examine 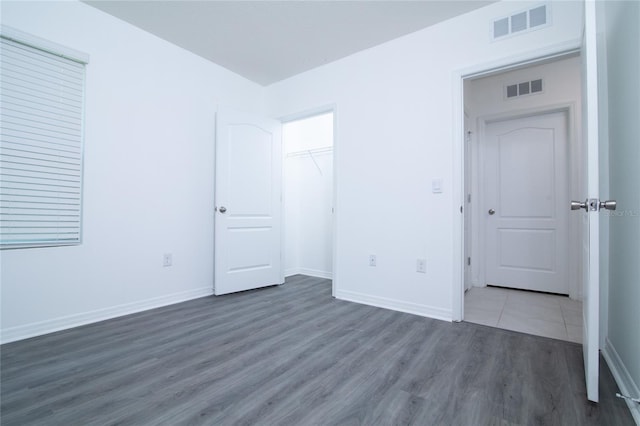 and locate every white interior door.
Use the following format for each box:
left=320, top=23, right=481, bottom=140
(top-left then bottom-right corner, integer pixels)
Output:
left=579, top=0, right=601, bottom=403
left=214, top=110, right=283, bottom=295
left=484, top=111, right=569, bottom=294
